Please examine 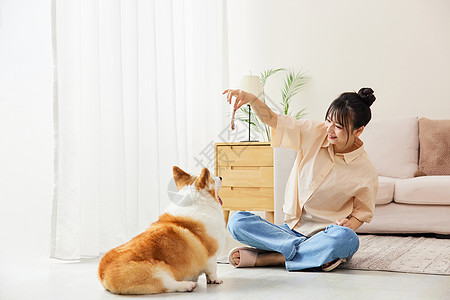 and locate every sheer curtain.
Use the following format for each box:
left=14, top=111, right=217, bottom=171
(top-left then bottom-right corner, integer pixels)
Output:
left=51, top=0, right=229, bottom=260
